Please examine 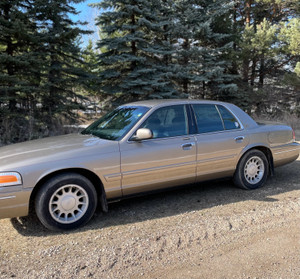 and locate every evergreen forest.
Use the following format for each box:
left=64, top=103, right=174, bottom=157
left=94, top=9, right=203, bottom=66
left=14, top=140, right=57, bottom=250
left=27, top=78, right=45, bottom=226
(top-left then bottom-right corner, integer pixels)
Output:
left=0, top=0, right=299, bottom=145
